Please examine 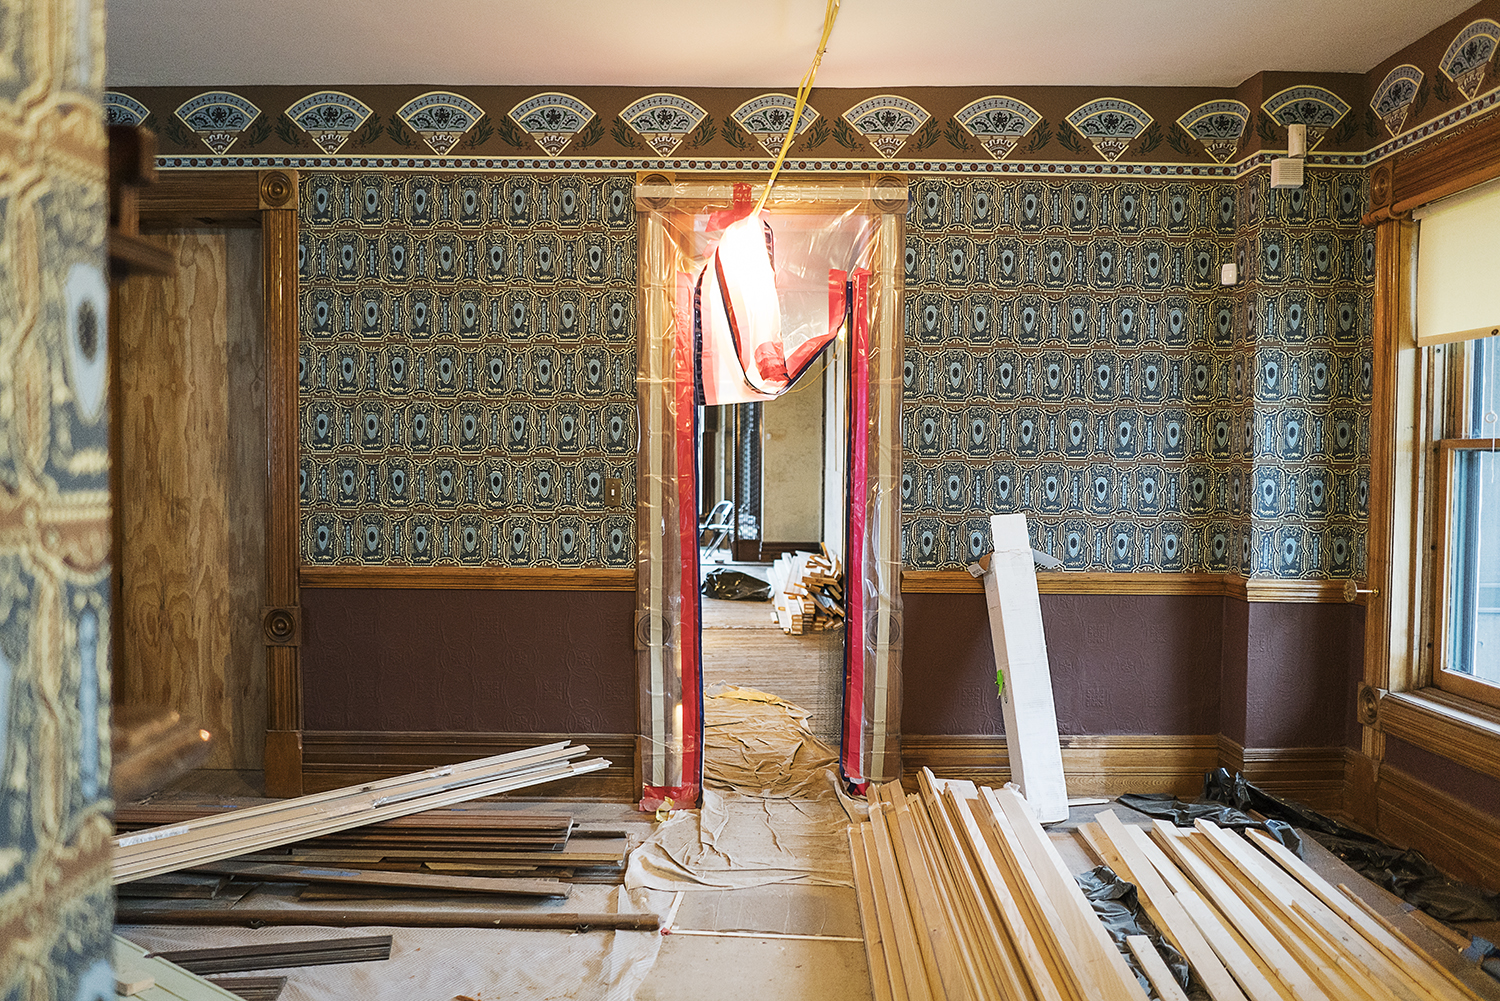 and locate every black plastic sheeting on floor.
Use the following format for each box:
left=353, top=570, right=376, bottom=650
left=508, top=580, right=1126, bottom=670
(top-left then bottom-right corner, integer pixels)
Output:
left=1076, top=865, right=1208, bottom=1001
left=701, top=569, right=771, bottom=601
left=1123, top=767, right=1500, bottom=925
